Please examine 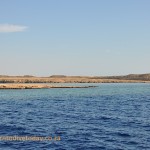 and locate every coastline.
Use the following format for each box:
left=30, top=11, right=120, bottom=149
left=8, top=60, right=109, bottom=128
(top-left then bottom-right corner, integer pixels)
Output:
left=0, top=75, right=150, bottom=84
left=0, top=83, right=97, bottom=89
left=0, top=74, right=150, bottom=88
